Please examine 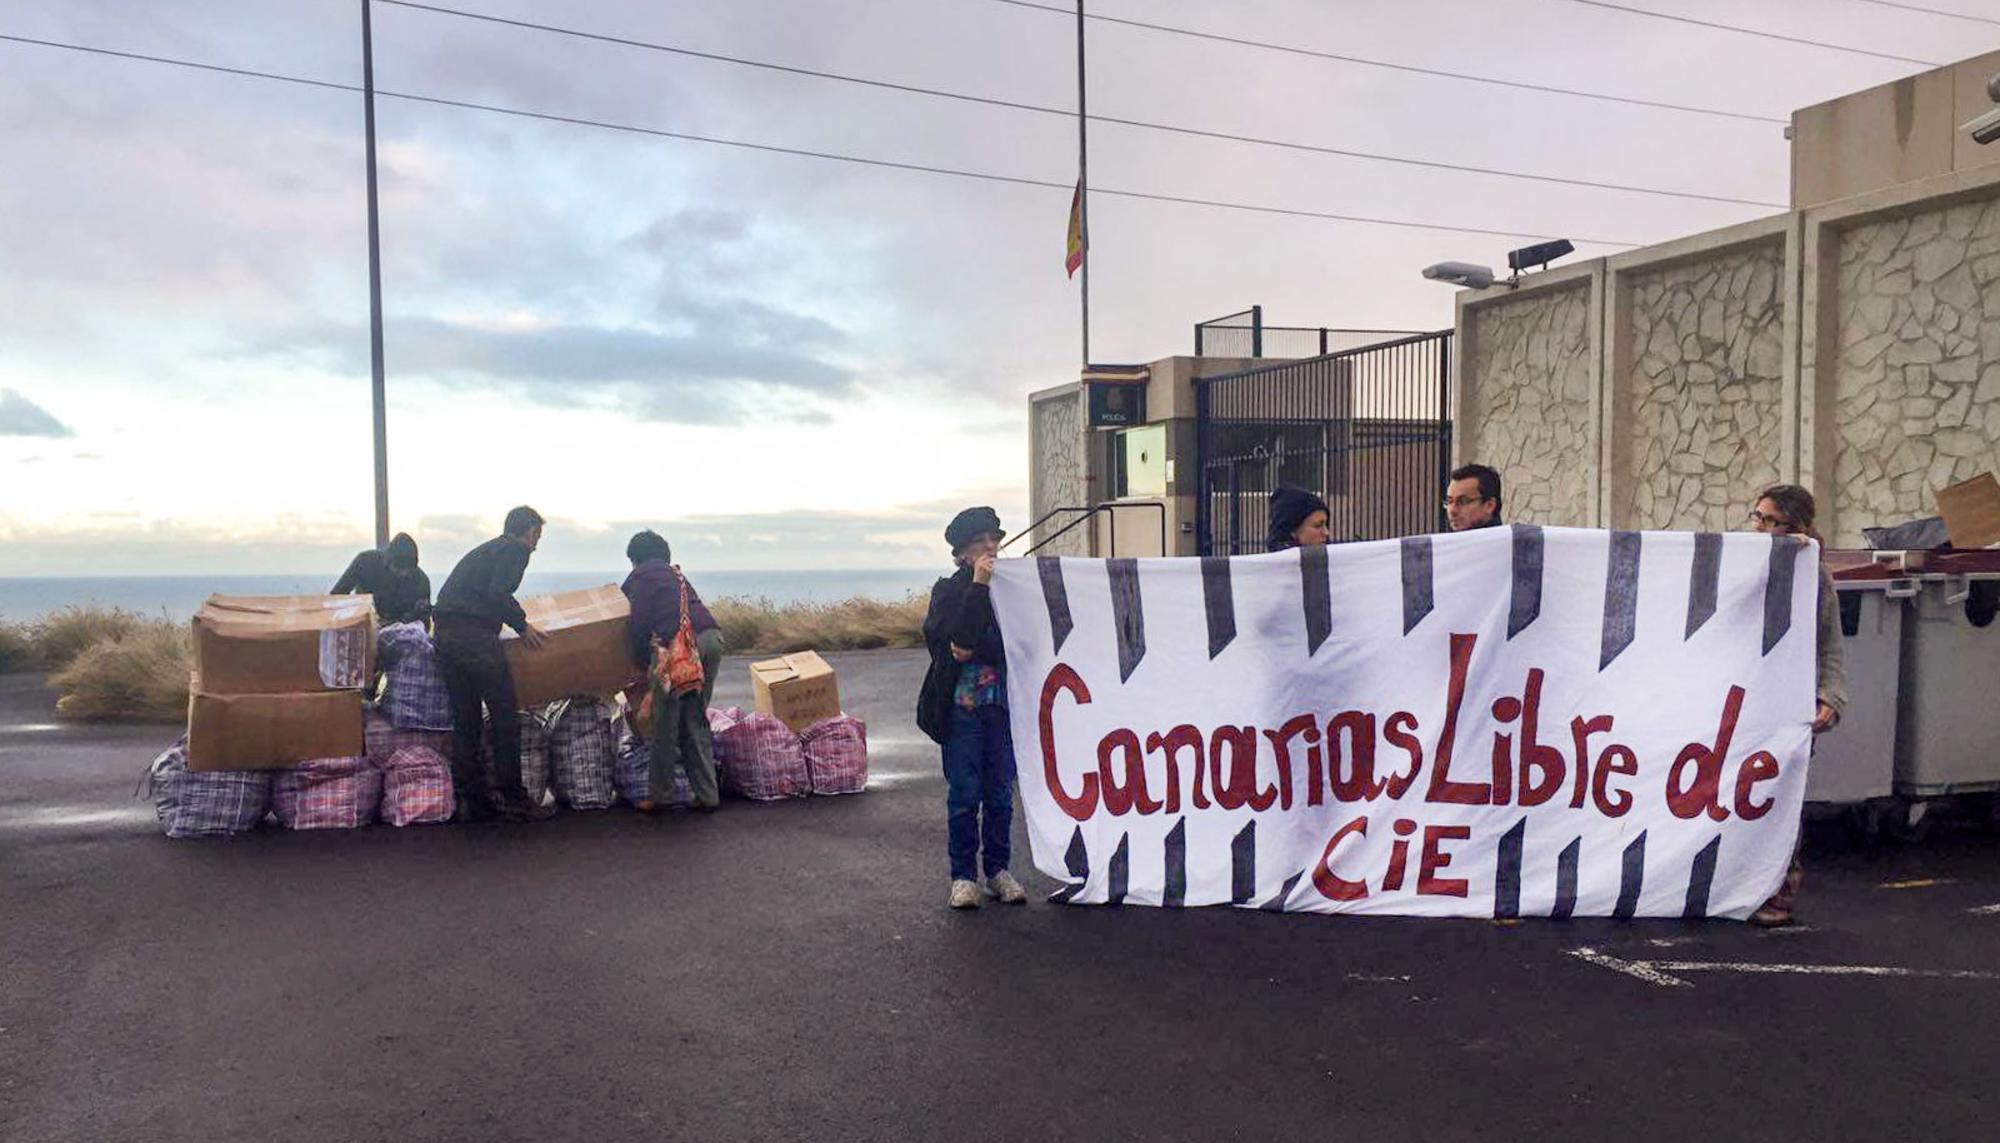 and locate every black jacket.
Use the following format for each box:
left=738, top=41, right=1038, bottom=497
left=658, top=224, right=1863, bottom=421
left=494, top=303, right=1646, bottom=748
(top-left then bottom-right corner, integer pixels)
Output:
left=917, top=567, right=1006, bottom=745
left=331, top=550, right=432, bottom=626
left=433, top=536, right=532, bottom=634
